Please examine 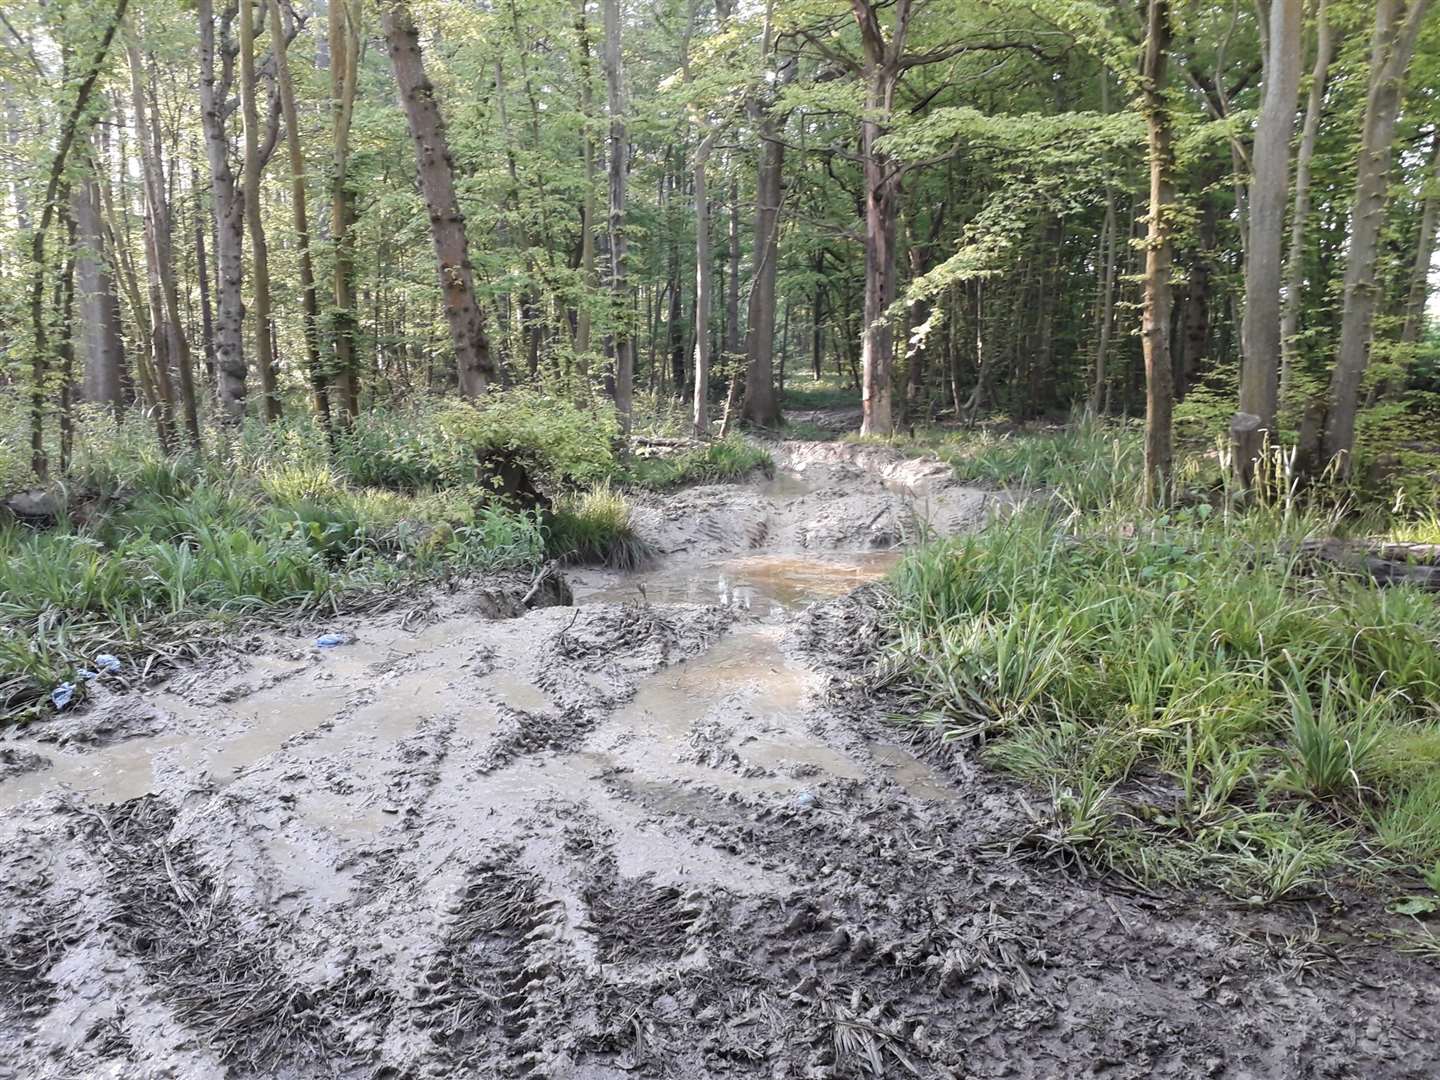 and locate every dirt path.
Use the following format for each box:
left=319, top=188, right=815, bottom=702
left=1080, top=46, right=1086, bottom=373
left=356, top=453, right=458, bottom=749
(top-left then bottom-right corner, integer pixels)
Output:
left=1, top=442, right=1436, bottom=1079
